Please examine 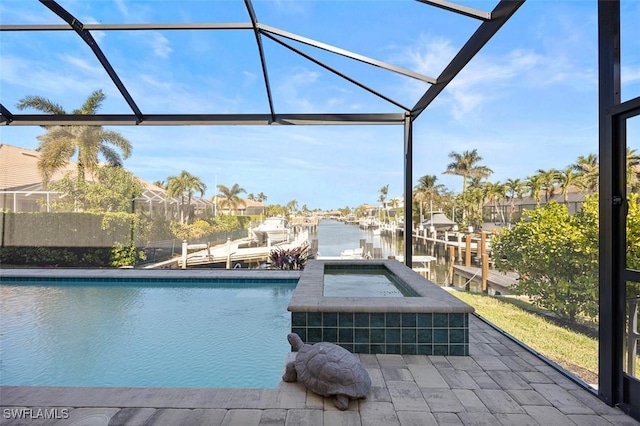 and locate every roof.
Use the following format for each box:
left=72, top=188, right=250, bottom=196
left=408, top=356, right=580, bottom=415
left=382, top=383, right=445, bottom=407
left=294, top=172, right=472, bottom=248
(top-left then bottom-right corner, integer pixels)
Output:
left=422, top=212, right=456, bottom=228
left=0, top=143, right=165, bottom=192
left=0, top=143, right=77, bottom=190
